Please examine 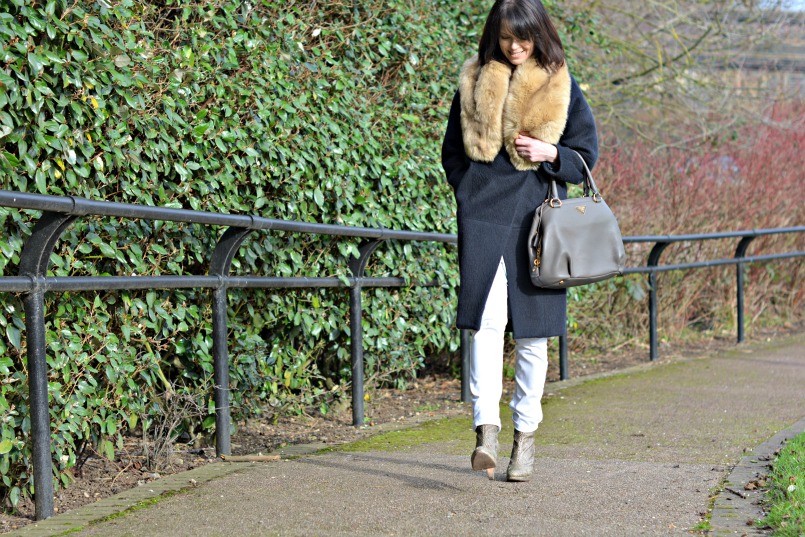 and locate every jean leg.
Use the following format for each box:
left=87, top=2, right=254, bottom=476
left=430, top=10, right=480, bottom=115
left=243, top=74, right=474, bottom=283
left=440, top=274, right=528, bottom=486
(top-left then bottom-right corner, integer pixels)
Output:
left=470, top=258, right=508, bottom=429
left=509, top=337, right=549, bottom=433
